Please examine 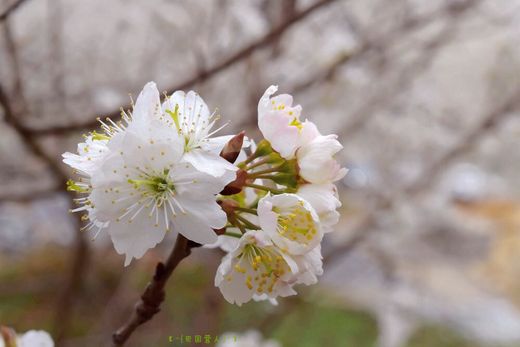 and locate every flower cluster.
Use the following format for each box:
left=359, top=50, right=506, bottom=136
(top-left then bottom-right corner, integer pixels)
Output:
left=63, top=83, right=345, bottom=304
left=213, top=86, right=345, bottom=305
left=0, top=327, right=54, bottom=347
left=63, top=82, right=236, bottom=265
